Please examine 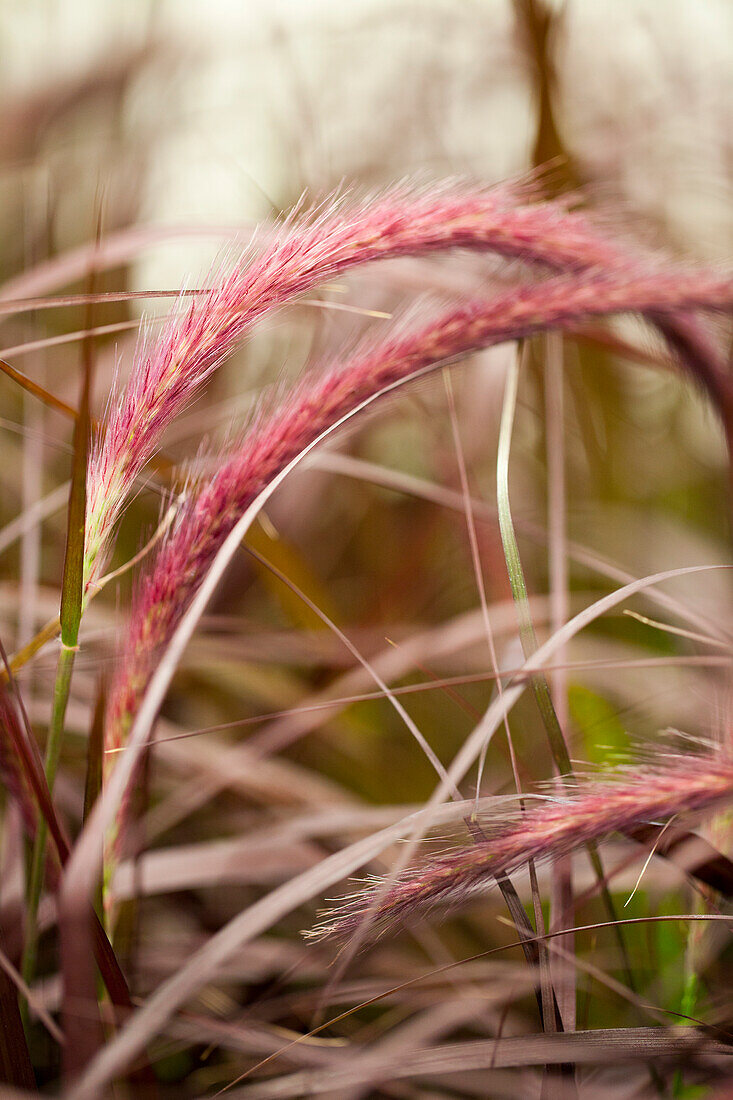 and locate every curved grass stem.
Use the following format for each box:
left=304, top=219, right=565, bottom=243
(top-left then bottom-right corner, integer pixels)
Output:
left=496, top=349, right=636, bottom=997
